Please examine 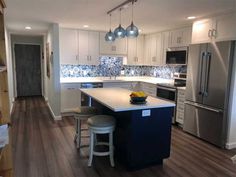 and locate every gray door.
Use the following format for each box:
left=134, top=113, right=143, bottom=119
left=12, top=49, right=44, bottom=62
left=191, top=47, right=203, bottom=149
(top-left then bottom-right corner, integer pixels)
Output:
left=202, top=41, right=233, bottom=109
left=185, top=44, right=207, bottom=104
left=15, top=44, right=42, bottom=97
left=183, top=102, right=224, bottom=147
